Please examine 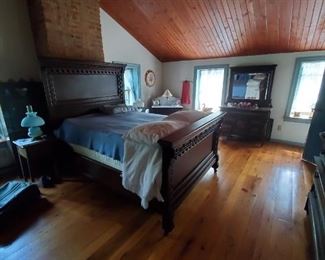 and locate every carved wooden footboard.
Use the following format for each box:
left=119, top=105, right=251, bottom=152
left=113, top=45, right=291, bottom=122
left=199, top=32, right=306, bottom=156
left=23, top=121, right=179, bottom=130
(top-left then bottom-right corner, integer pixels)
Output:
left=159, top=112, right=224, bottom=234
